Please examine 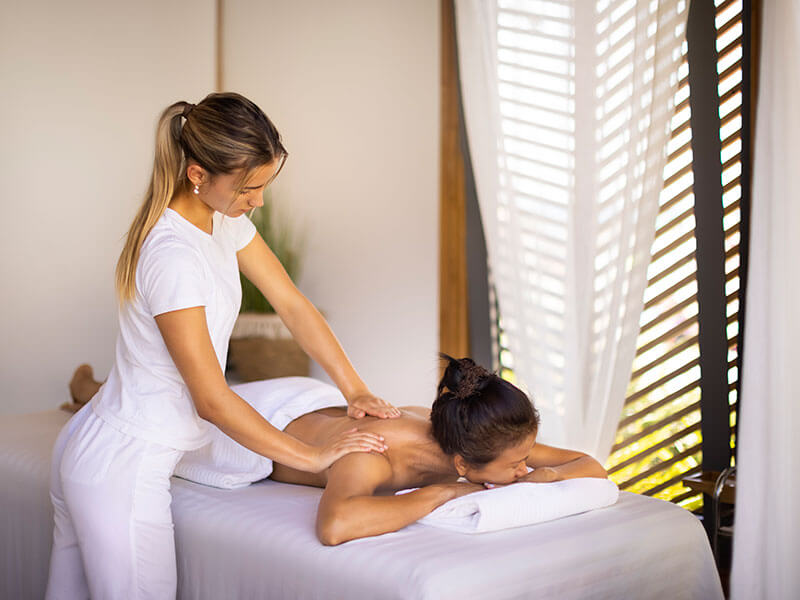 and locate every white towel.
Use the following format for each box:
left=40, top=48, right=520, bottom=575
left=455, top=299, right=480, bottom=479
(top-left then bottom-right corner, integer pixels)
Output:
left=174, top=377, right=347, bottom=489
left=399, top=478, right=619, bottom=533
